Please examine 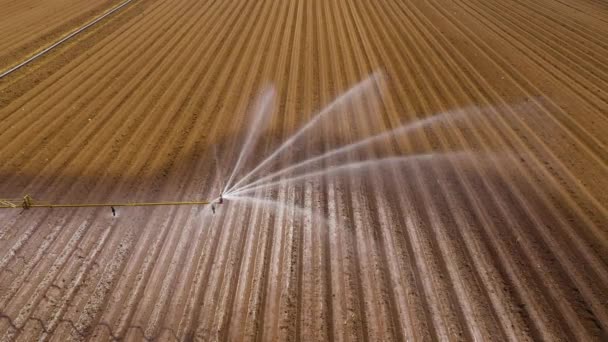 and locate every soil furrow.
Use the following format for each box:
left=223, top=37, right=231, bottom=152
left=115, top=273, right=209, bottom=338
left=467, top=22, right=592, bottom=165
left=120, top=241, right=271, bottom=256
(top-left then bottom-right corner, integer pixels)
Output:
left=1, top=0, right=606, bottom=339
